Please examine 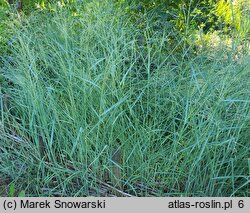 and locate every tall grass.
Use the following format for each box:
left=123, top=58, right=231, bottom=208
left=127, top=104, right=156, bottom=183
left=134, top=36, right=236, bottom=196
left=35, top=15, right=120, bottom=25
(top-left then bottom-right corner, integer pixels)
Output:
left=0, top=2, right=249, bottom=196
